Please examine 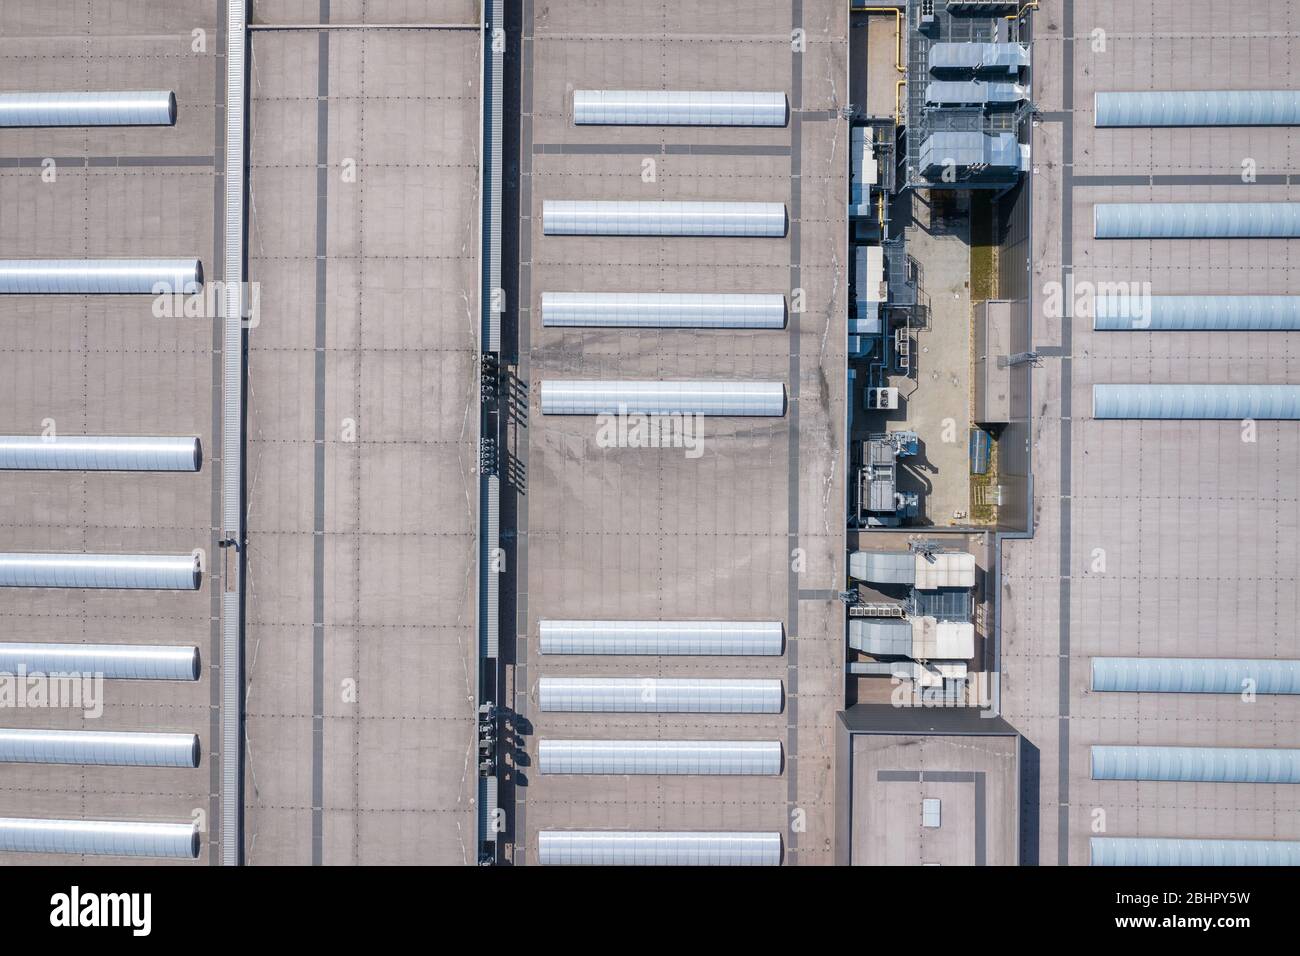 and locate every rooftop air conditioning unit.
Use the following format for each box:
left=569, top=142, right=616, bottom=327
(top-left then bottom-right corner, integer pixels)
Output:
left=870, top=387, right=900, bottom=410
